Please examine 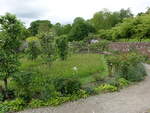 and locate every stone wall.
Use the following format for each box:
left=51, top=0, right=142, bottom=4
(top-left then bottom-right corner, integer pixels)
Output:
left=109, top=42, right=150, bottom=56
